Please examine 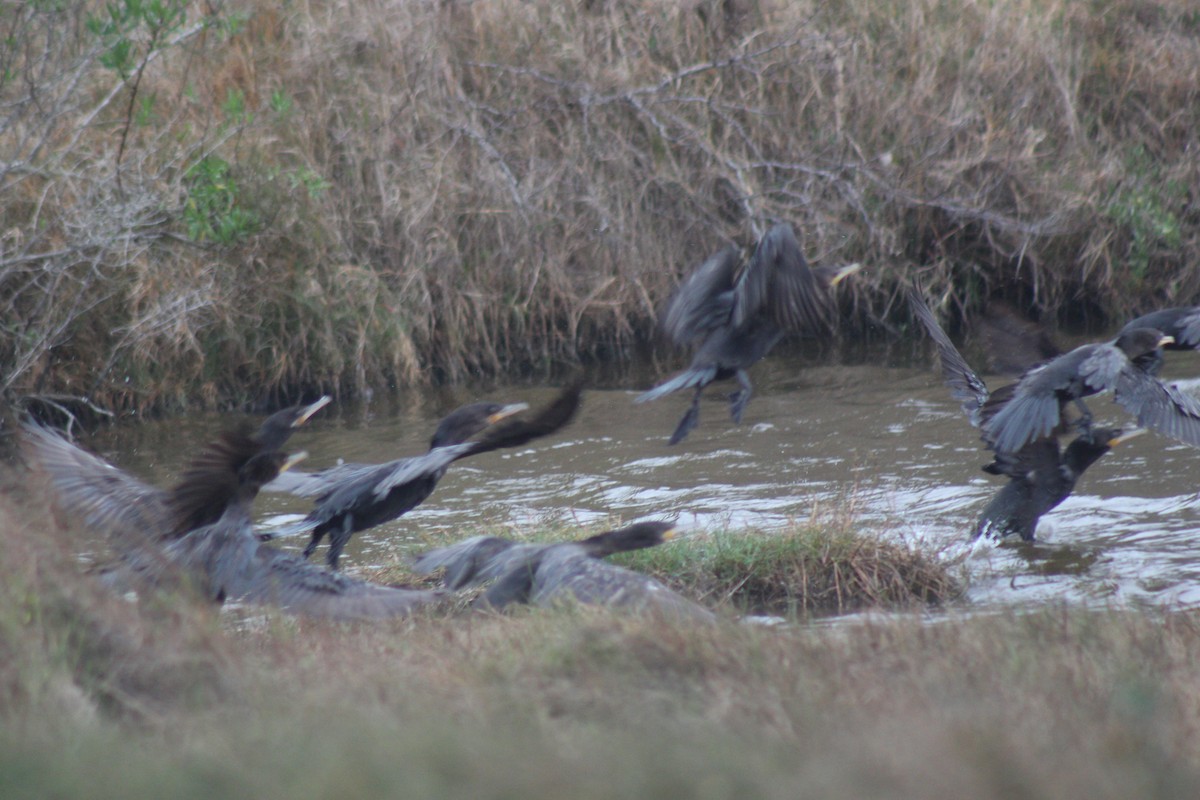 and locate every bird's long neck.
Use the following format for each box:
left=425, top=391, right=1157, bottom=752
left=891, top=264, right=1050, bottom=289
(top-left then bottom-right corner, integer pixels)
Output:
left=1062, top=444, right=1110, bottom=478
left=578, top=529, right=657, bottom=558
left=578, top=531, right=625, bottom=557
